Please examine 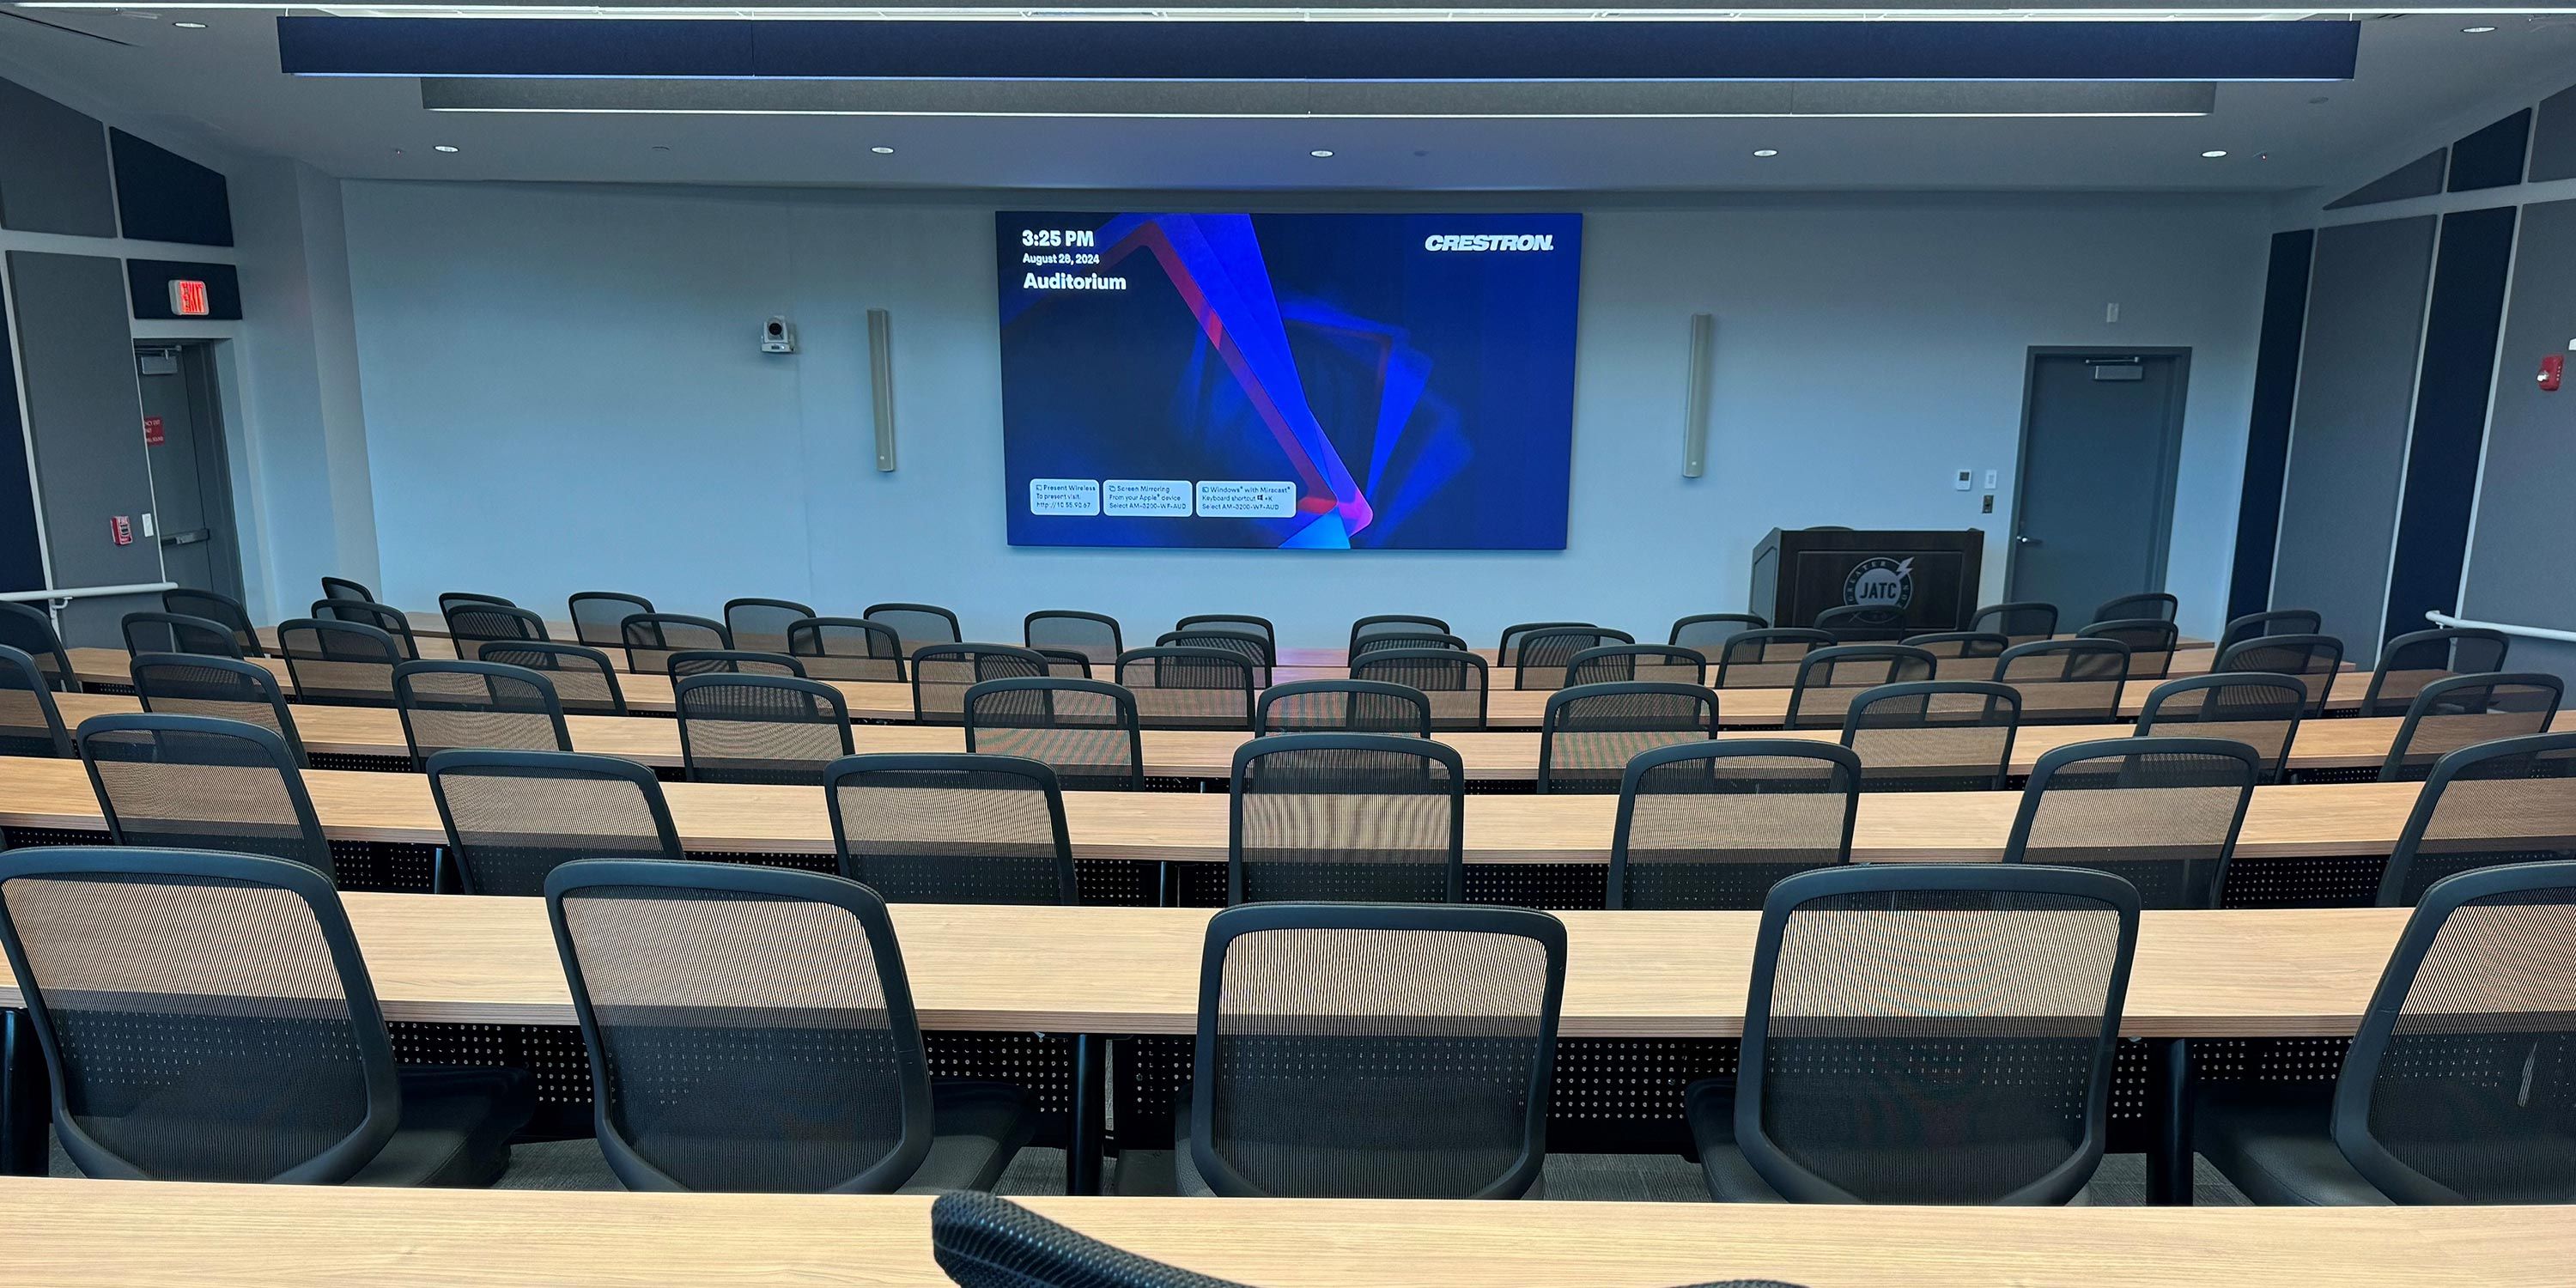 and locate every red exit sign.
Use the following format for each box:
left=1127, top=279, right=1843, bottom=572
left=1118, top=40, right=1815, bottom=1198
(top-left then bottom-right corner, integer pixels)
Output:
left=168, top=279, right=210, bottom=317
